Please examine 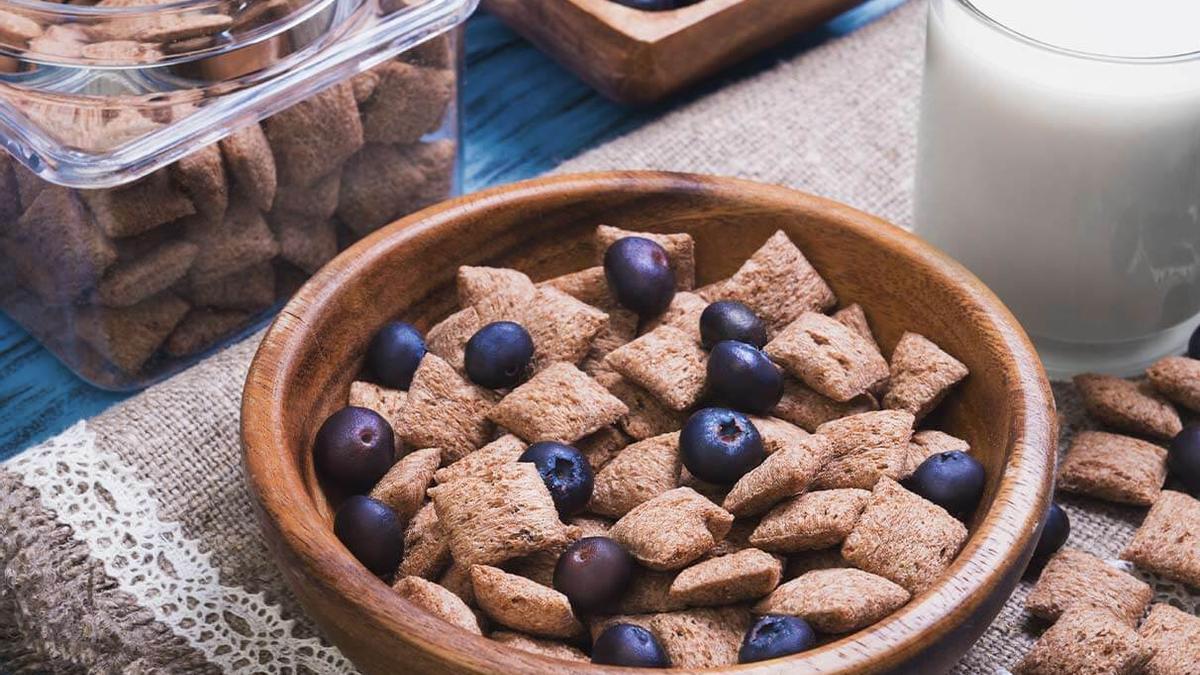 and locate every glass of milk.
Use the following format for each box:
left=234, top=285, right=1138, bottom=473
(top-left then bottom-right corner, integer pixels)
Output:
left=915, top=0, right=1200, bottom=378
